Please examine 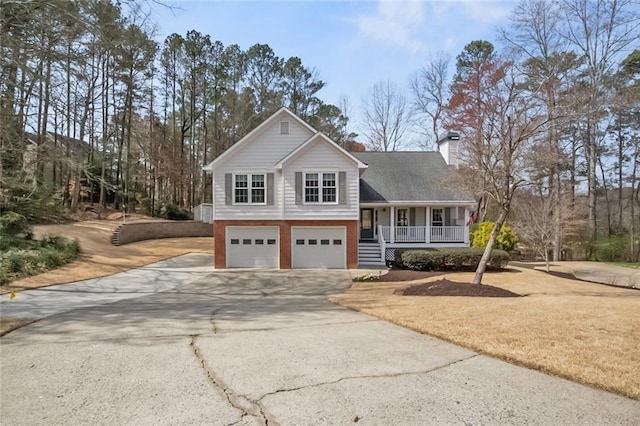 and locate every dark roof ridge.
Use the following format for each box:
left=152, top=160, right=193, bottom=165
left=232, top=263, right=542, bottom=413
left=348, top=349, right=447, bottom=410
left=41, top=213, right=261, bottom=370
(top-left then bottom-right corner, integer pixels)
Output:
left=355, top=150, right=439, bottom=154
